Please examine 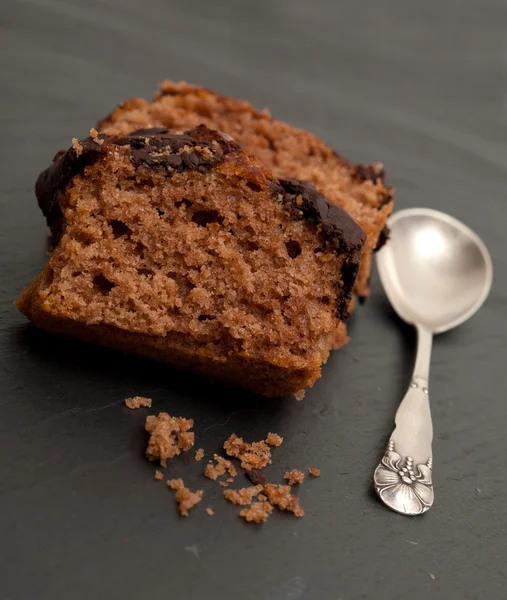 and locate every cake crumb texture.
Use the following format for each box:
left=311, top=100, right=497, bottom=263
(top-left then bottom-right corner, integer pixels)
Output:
left=194, top=448, right=204, bottom=462
left=167, top=478, right=203, bottom=516
left=263, top=484, right=304, bottom=517
left=132, top=407, right=314, bottom=524
left=145, top=412, right=194, bottom=467
left=204, top=454, right=237, bottom=480
left=223, top=434, right=272, bottom=470
left=223, top=485, right=263, bottom=506
left=284, top=469, right=305, bottom=485
left=266, top=432, right=283, bottom=447
left=240, top=501, right=273, bottom=523
left=125, top=396, right=152, bottom=409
